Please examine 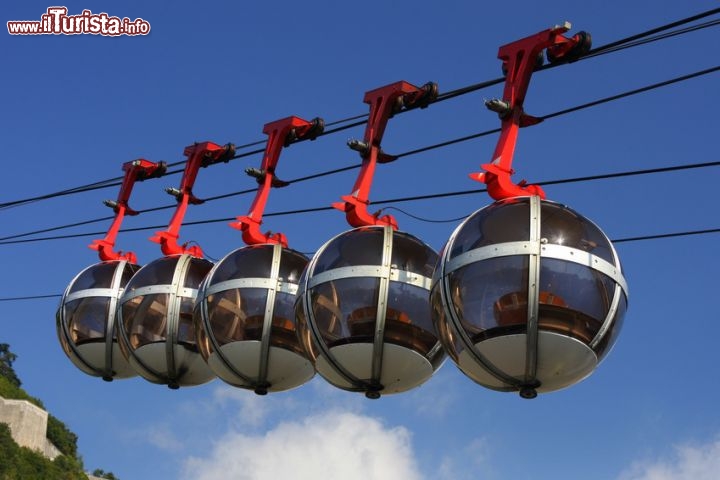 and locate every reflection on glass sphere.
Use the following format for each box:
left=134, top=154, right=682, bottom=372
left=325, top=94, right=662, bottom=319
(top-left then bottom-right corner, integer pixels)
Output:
left=194, top=244, right=314, bottom=394
left=117, top=254, right=215, bottom=389
left=57, top=261, right=140, bottom=381
left=296, top=226, right=444, bottom=399
left=431, top=196, right=628, bottom=398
